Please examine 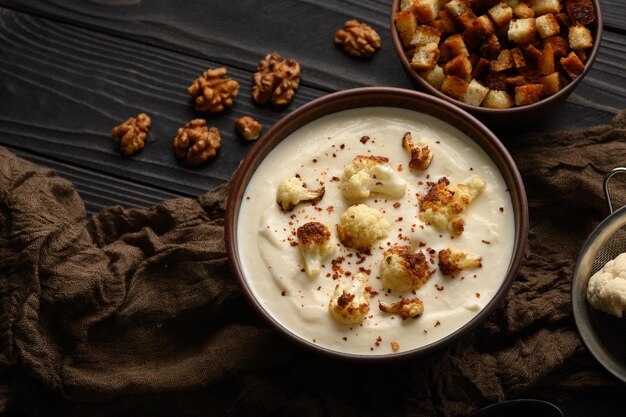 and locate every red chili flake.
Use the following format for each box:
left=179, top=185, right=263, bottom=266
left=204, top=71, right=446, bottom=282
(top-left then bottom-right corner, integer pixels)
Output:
left=359, top=267, right=372, bottom=275
left=476, top=292, right=481, bottom=298
left=246, top=196, right=250, bottom=200
left=428, top=249, right=436, bottom=254
left=300, top=268, right=305, bottom=272
left=295, top=173, right=301, bottom=178
left=435, top=320, right=441, bottom=327
left=470, top=167, right=474, bottom=171
left=326, top=273, right=331, bottom=278
left=481, top=240, right=491, bottom=244
left=418, top=241, right=426, bottom=247
left=391, top=341, right=400, bottom=351
left=342, top=337, right=348, bottom=341
left=290, top=241, right=298, bottom=247
left=393, top=202, right=401, bottom=209
left=281, top=291, right=286, bottom=296
left=331, top=176, right=340, bottom=182
left=345, top=271, right=352, bottom=277
left=499, top=207, right=504, bottom=213
left=397, top=217, right=403, bottom=222
left=360, top=136, right=370, bottom=144
left=340, top=144, right=345, bottom=150
left=423, top=330, right=428, bottom=334
left=397, top=164, right=403, bottom=172
left=435, top=284, right=444, bottom=291
left=312, top=159, right=318, bottom=163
